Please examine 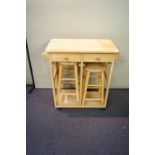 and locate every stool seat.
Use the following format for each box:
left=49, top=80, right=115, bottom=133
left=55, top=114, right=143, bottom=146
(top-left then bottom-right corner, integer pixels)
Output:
left=85, top=63, right=106, bottom=72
